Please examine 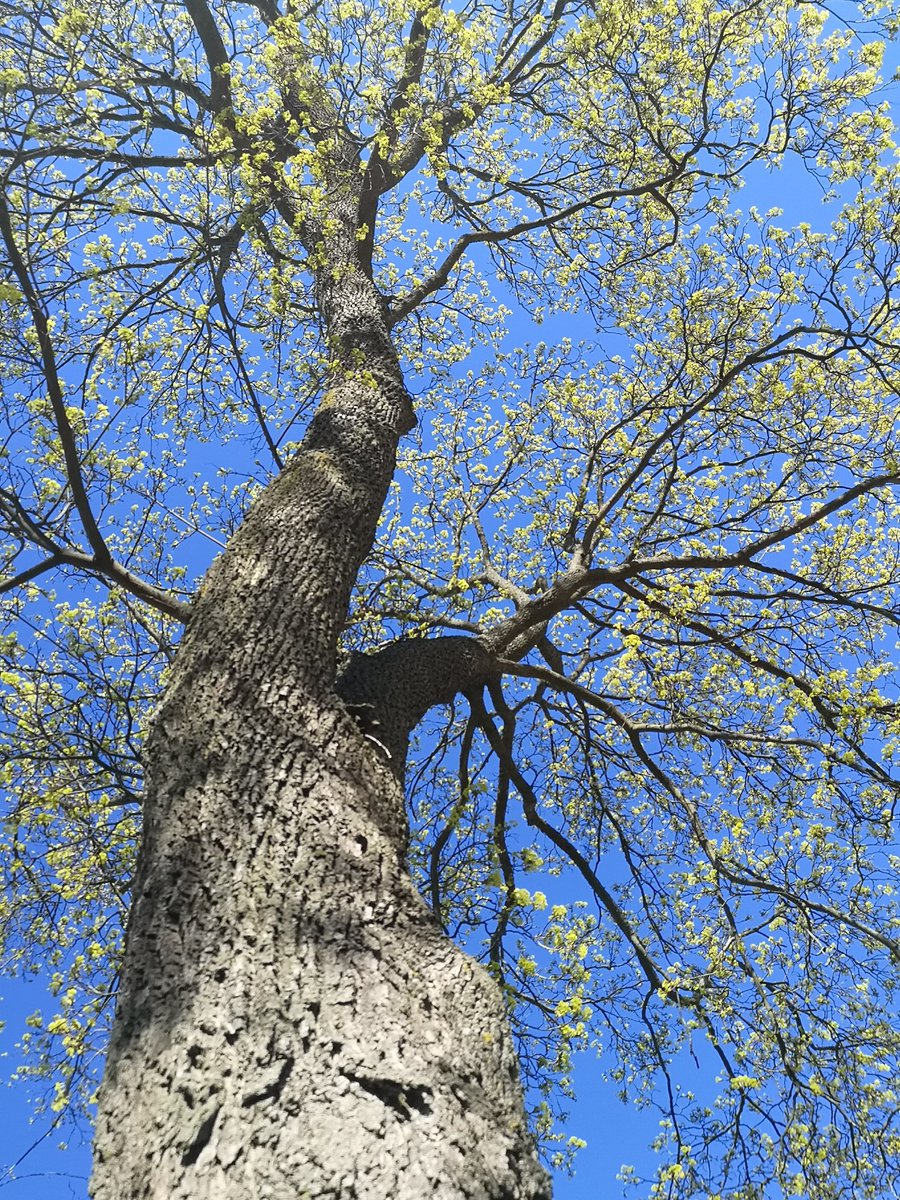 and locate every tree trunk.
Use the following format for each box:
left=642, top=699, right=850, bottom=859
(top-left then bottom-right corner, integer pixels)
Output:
left=90, top=261, right=551, bottom=1199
